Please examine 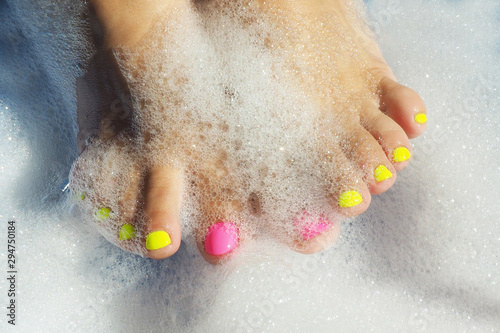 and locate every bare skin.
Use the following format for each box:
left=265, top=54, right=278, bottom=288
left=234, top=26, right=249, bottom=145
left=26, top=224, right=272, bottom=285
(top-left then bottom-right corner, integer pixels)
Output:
left=71, top=0, right=427, bottom=263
